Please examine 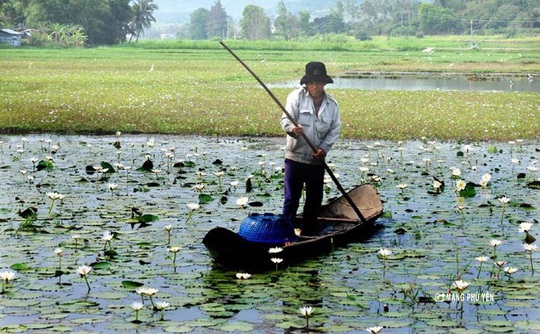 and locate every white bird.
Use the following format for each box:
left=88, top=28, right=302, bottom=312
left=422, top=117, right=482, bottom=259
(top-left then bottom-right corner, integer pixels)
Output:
left=149, top=64, right=154, bottom=72
left=528, top=74, right=533, bottom=82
